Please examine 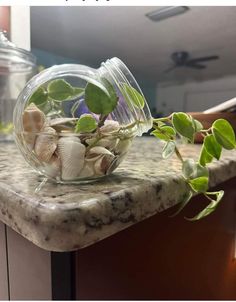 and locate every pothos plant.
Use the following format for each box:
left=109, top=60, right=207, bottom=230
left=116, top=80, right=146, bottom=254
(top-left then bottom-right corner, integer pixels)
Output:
left=28, top=78, right=236, bottom=220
